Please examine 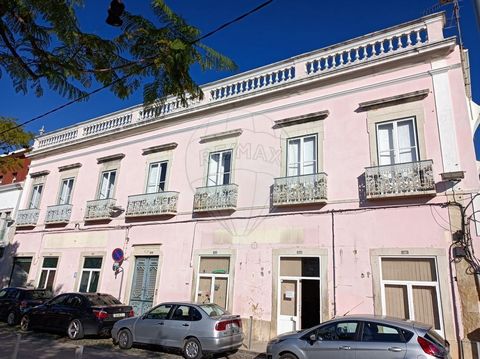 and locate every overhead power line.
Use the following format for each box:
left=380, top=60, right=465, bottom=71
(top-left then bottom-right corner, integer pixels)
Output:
left=0, top=0, right=274, bottom=138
